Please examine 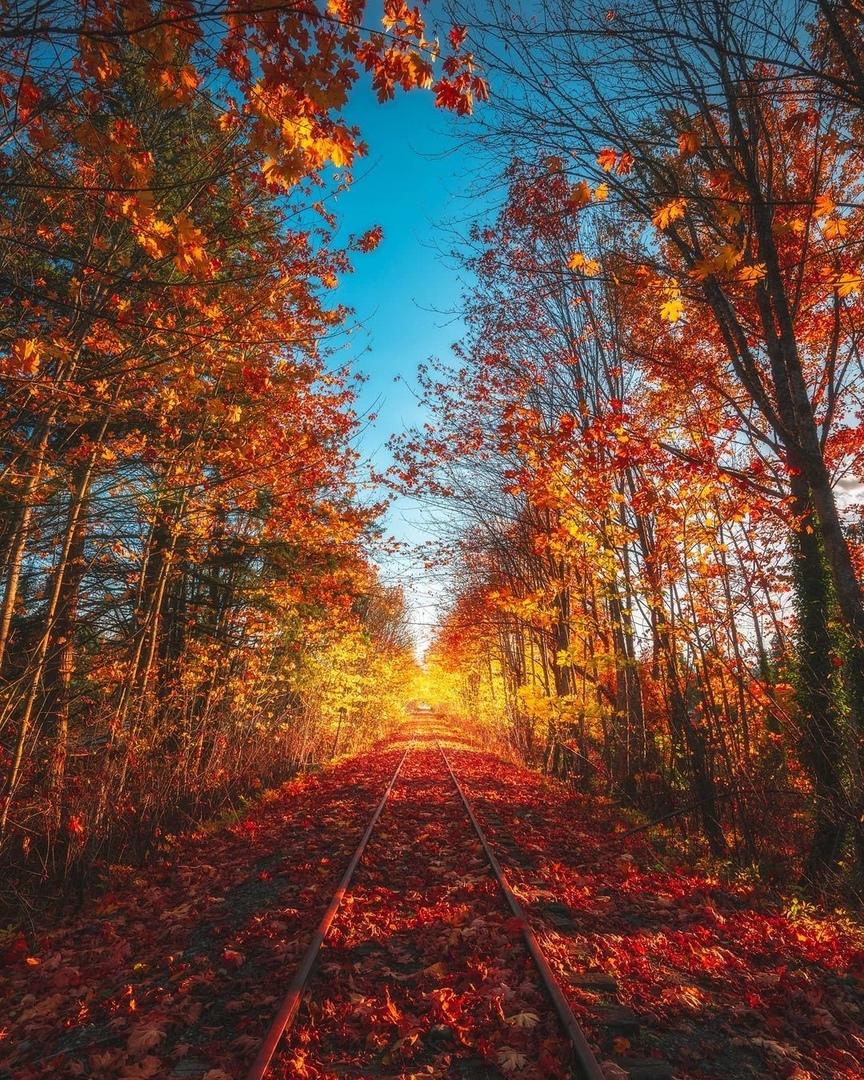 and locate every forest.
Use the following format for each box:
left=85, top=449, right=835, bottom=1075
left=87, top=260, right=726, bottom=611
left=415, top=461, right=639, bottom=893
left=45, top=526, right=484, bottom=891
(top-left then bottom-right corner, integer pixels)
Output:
left=5, top=2, right=864, bottom=1079
left=1, top=0, right=864, bottom=922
